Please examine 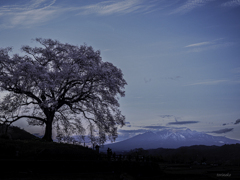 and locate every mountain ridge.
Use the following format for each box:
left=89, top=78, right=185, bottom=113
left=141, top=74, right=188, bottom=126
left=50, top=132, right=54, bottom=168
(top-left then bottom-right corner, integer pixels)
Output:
left=101, top=128, right=240, bottom=151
